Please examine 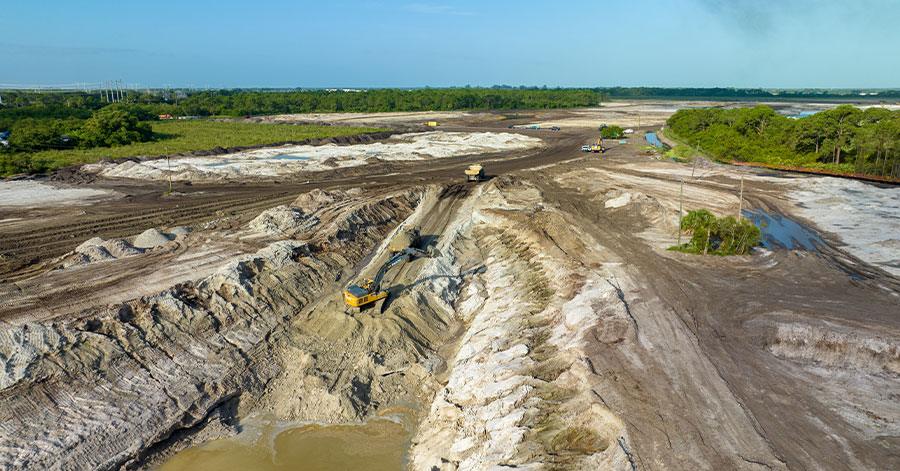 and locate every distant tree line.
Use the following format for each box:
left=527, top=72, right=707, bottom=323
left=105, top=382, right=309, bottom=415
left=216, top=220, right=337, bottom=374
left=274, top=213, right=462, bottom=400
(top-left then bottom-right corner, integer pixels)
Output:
left=666, top=105, right=900, bottom=179
left=0, top=88, right=608, bottom=123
